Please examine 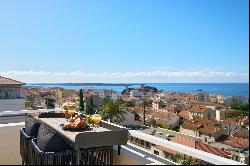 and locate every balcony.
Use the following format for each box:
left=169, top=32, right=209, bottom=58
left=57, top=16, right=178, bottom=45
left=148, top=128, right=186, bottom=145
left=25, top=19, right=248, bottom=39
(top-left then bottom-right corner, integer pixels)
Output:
left=0, top=112, right=246, bottom=165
